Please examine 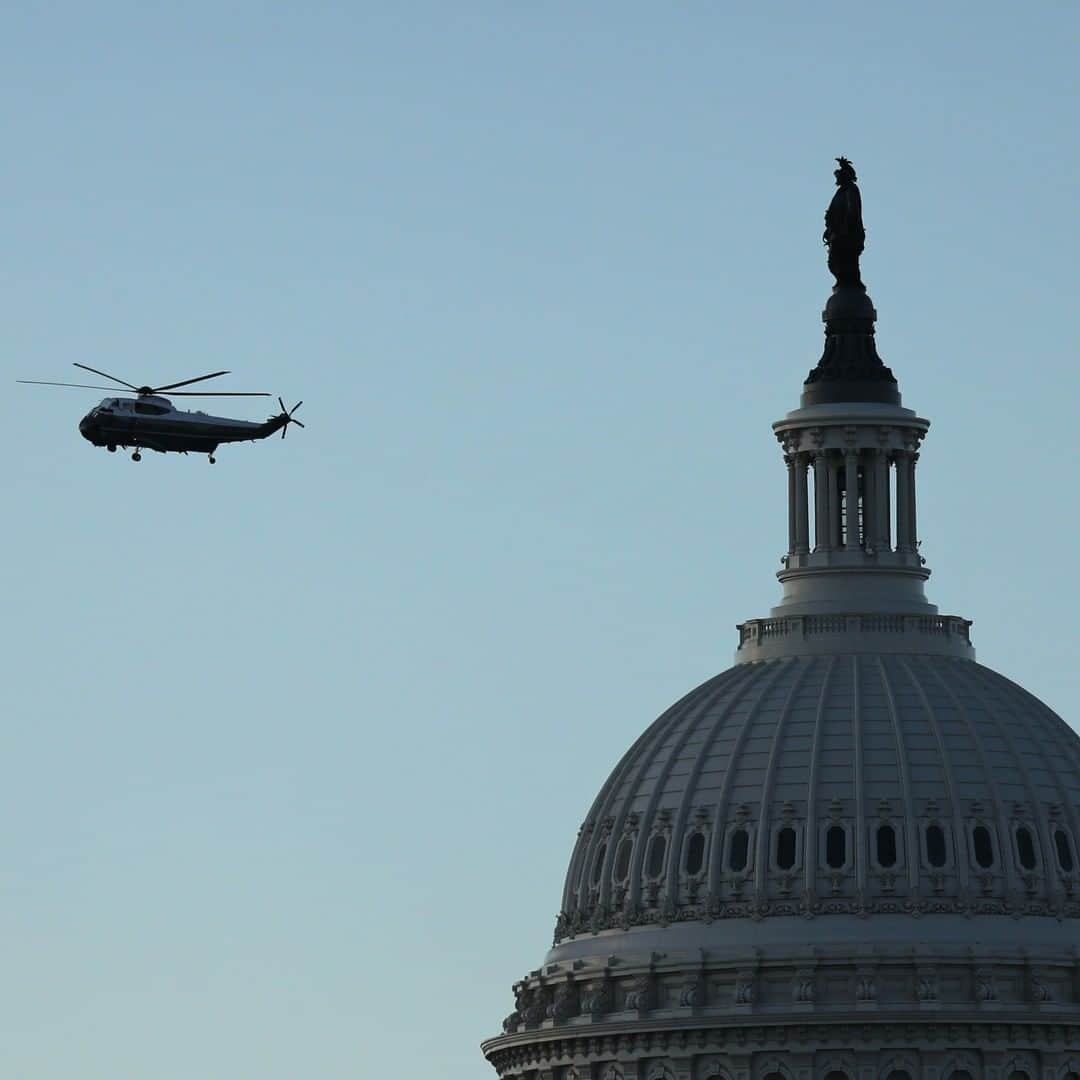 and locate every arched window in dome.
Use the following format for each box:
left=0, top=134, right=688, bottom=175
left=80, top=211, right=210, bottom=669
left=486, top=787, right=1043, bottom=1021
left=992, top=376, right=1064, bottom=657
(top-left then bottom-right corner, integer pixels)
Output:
left=728, top=828, right=749, bottom=872
left=1015, top=825, right=1038, bottom=870
left=972, top=825, right=995, bottom=869
left=591, top=842, right=607, bottom=886
left=646, top=833, right=667, bottom=879
left=1054, top=828, right=1075, bottom=873
left=684, top=830, right=706, bottom=875
left=876, top=823, right=898, bottom=867
left=925, top=823, right=948, bottom=867
left=612, top=835, right=633, bottom=883
left=825, top=825, right=847, bottom=869
left=776, top=826, right=797, bottom=871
